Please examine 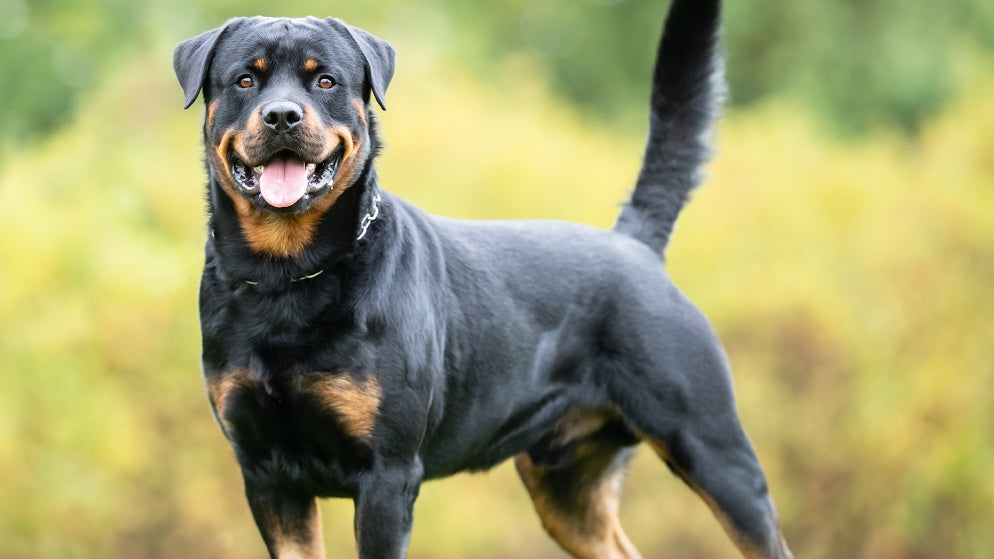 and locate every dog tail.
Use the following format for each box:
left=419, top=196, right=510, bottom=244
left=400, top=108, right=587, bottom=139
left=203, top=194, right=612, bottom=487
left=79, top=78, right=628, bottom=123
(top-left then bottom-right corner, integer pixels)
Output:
left=613, top=0, right=723, bottom=258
